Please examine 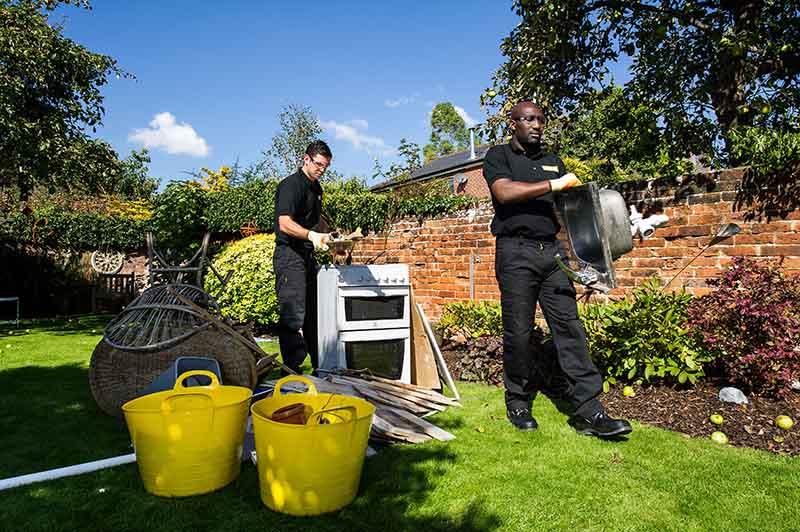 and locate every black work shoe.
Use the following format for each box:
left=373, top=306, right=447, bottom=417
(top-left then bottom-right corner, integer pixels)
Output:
left=506, top=407, right=538, bottom=432
left=570, top=411, right=632, bottom=438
